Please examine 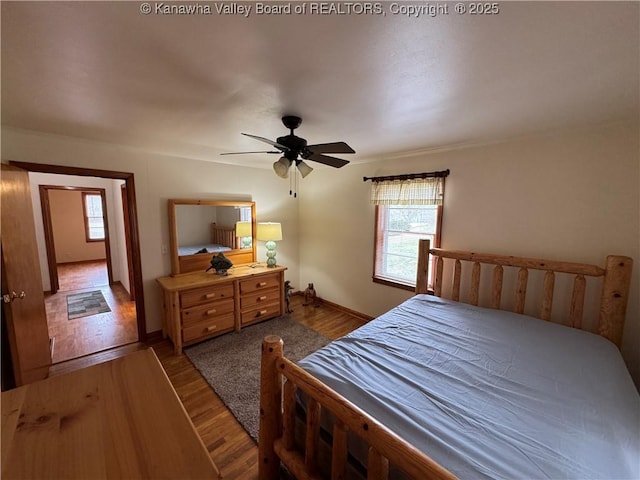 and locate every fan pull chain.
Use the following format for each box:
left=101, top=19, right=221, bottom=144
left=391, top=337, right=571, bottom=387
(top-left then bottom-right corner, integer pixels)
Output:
left=289, top=166, right=294, bottom=197
left=289, top=165, right=298, bottom=198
